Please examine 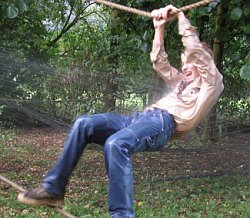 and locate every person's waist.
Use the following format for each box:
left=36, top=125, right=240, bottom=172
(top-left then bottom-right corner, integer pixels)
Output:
left=144, top=107, right=175, bottom=121
left=144, top=106, right=168, bottom=114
